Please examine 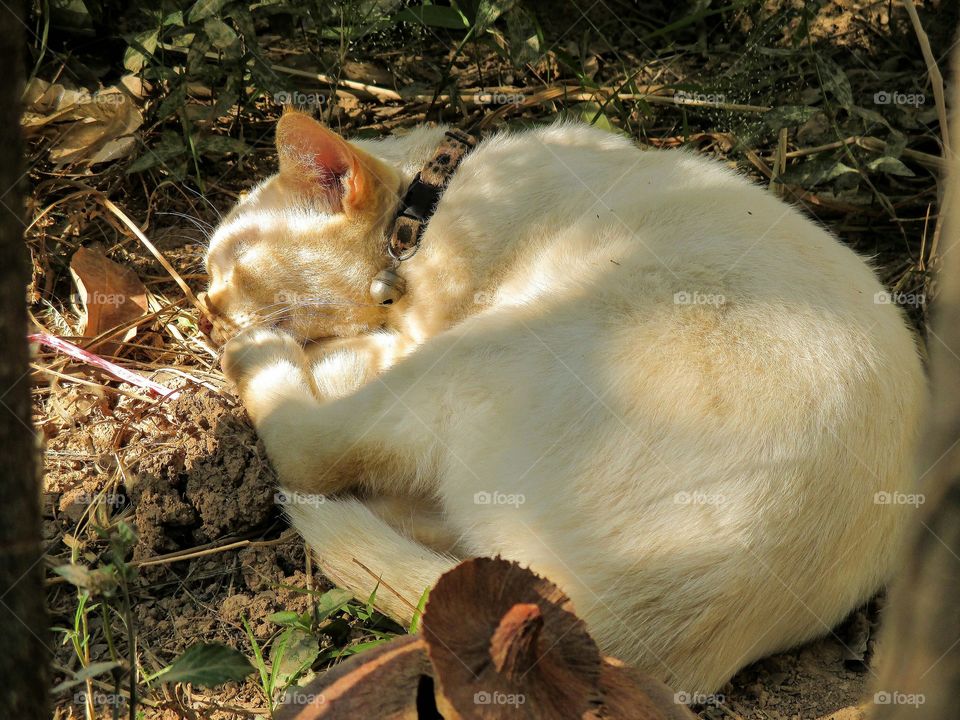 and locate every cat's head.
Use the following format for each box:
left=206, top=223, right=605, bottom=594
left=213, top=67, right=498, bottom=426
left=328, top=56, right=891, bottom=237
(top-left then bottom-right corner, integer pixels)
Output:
left=201, top=111, right=401, bottom=345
